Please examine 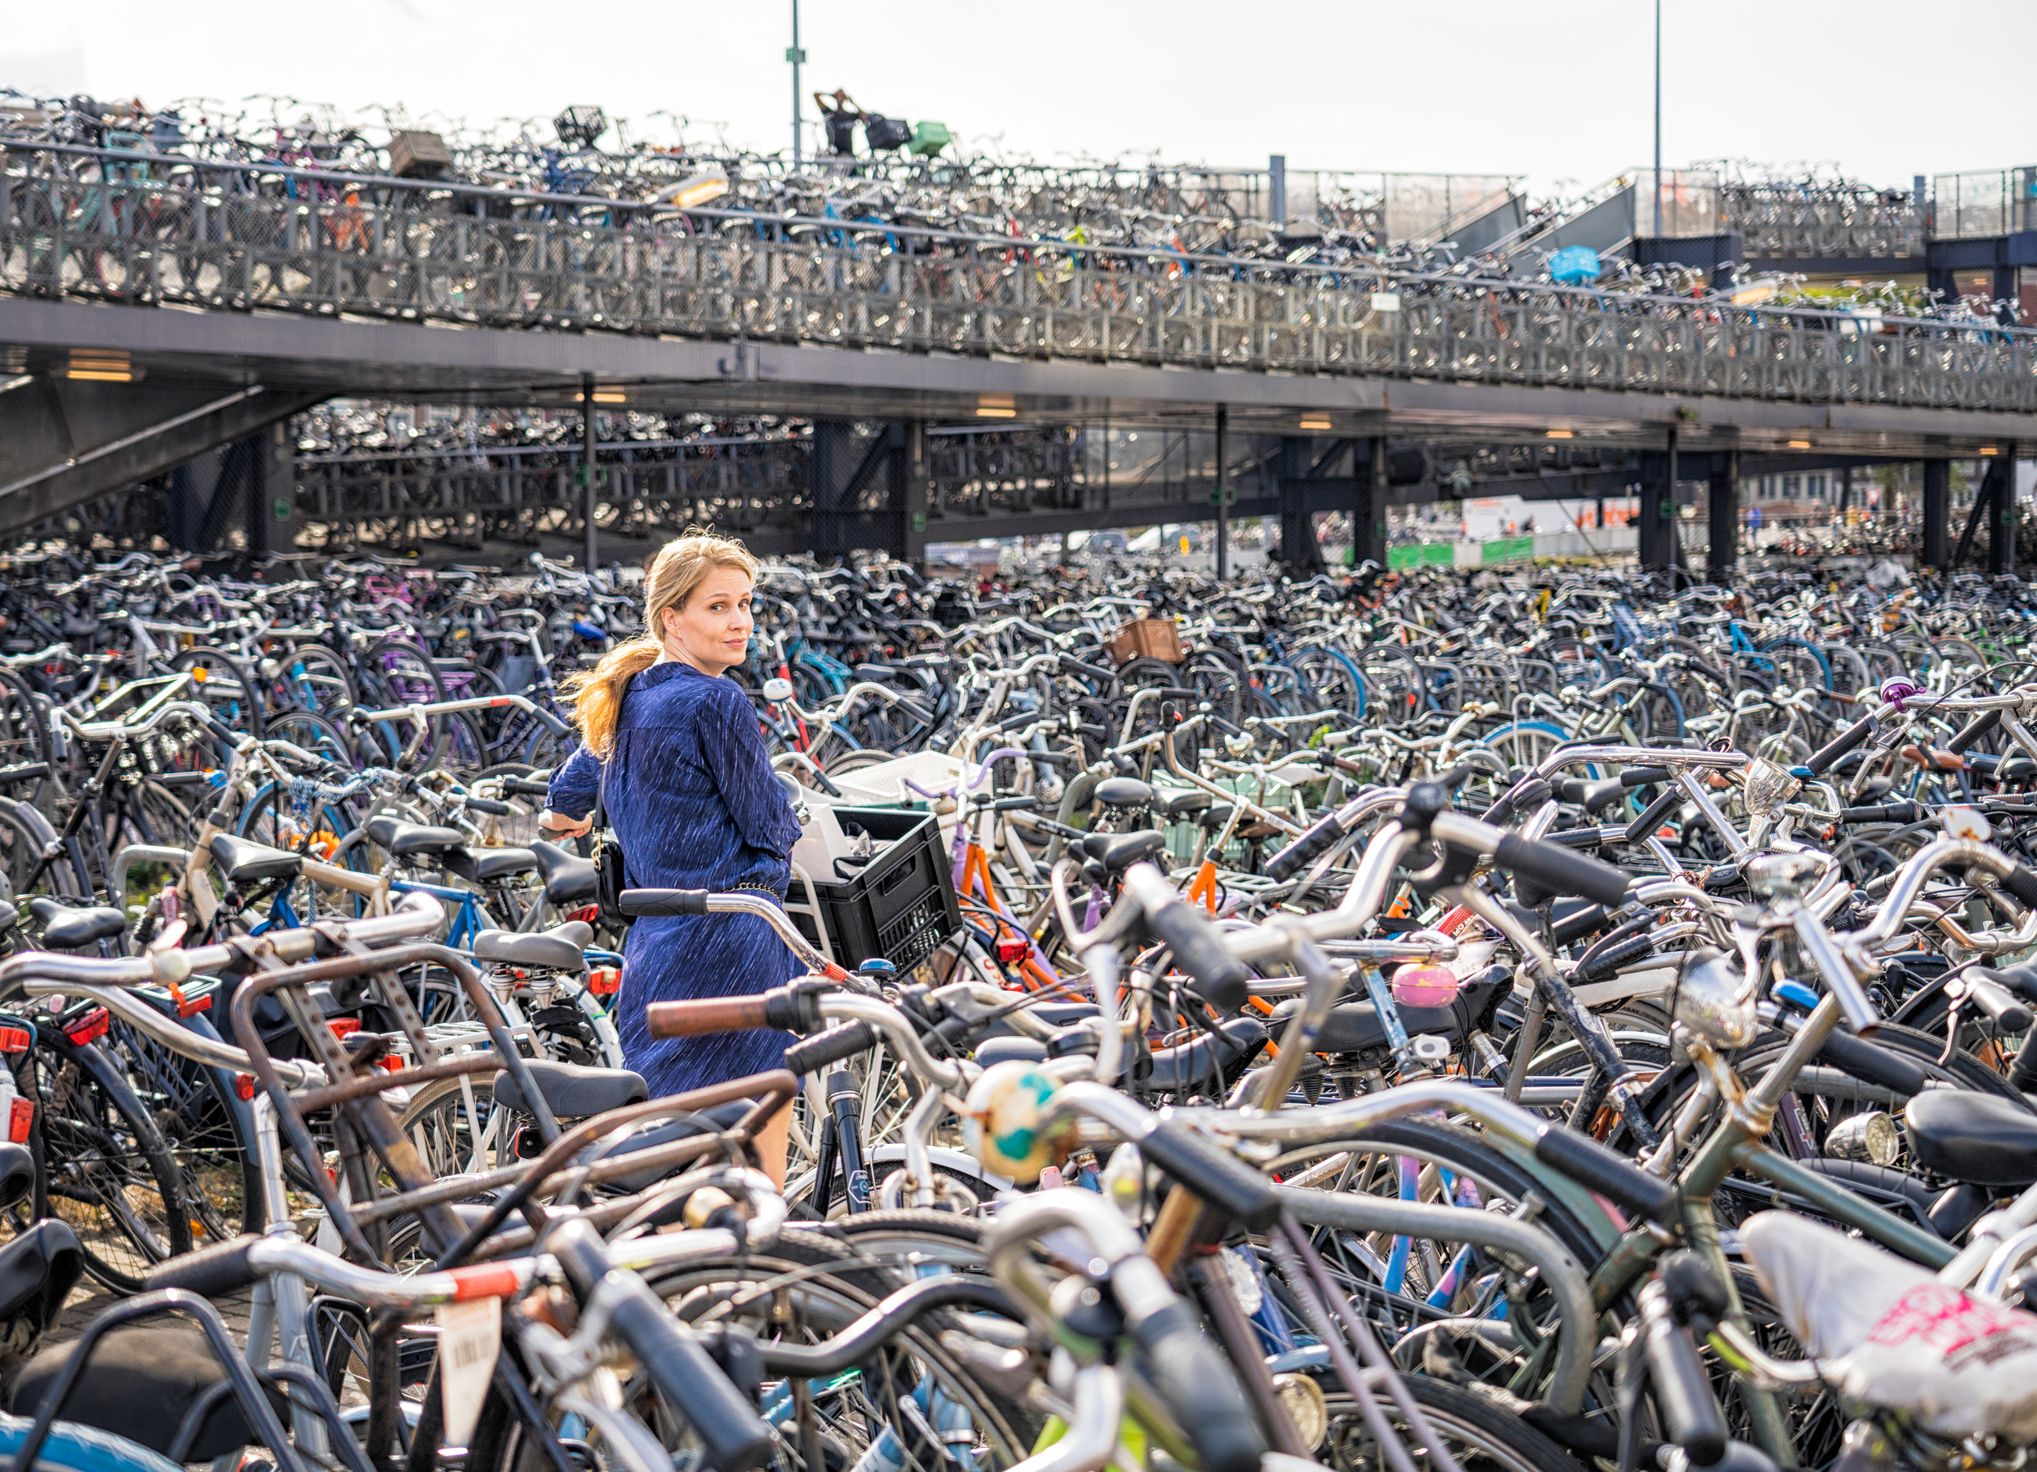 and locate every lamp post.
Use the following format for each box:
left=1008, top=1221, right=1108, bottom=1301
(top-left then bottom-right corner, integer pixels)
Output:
left=1653, top=0, right=1663, bottom=238
left=788, top=0, right=806, bottom=165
